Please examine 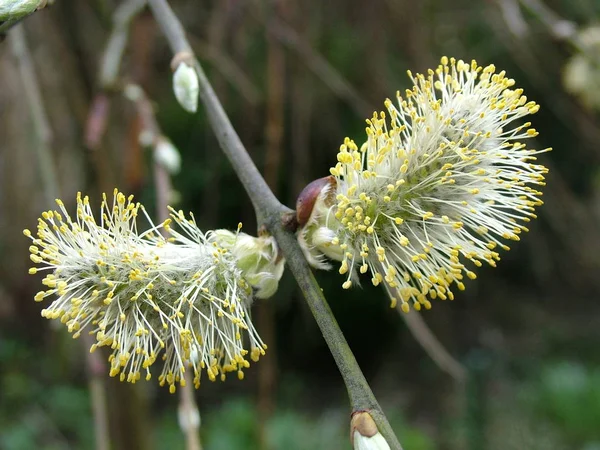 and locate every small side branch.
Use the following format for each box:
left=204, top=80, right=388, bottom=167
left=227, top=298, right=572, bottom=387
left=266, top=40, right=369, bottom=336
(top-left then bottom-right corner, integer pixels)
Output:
left=399, top=309, right=467, bottom=383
